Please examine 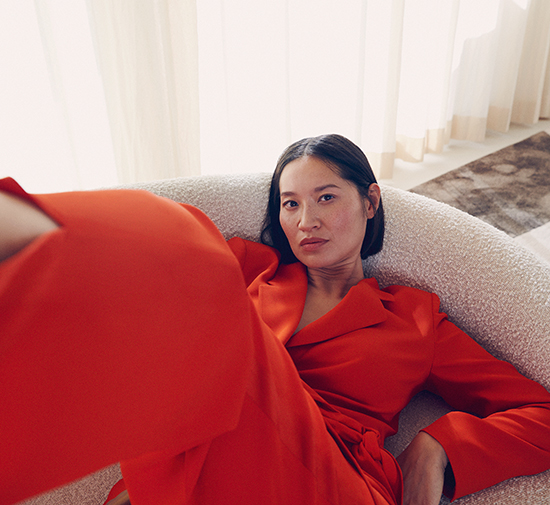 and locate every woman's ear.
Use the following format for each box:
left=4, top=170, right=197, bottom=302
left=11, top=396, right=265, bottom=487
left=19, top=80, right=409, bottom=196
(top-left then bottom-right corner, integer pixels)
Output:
left=366, top=183, right=381, bottom=219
